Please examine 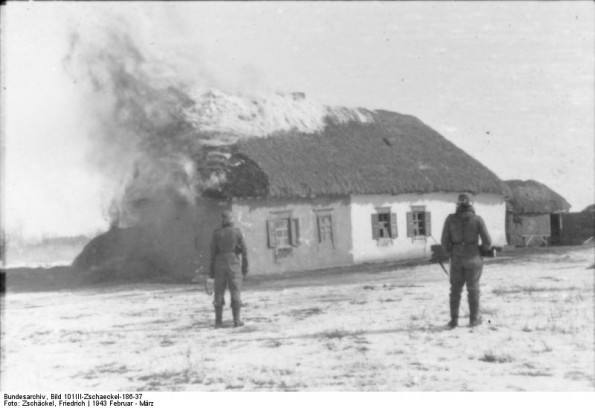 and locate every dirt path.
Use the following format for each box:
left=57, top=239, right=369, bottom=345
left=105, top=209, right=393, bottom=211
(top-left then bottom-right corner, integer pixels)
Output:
left=1, top=246, right=594, bottom=391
